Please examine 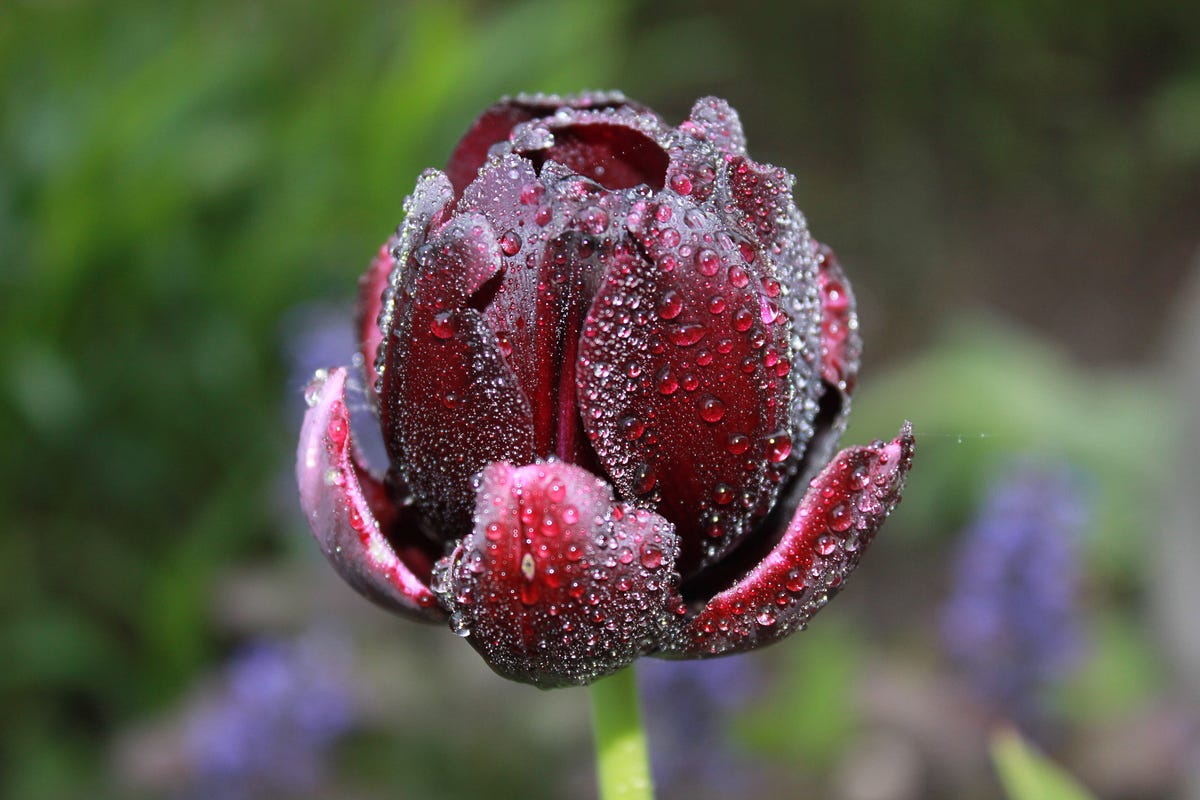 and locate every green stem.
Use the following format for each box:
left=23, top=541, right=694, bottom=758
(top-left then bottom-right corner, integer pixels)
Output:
left=590, top=666, right=654, bottom=800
